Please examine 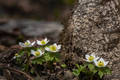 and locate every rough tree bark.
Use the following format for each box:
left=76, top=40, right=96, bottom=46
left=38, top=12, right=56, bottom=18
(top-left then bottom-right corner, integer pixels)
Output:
left=60, top=0, right=120, bottom=80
